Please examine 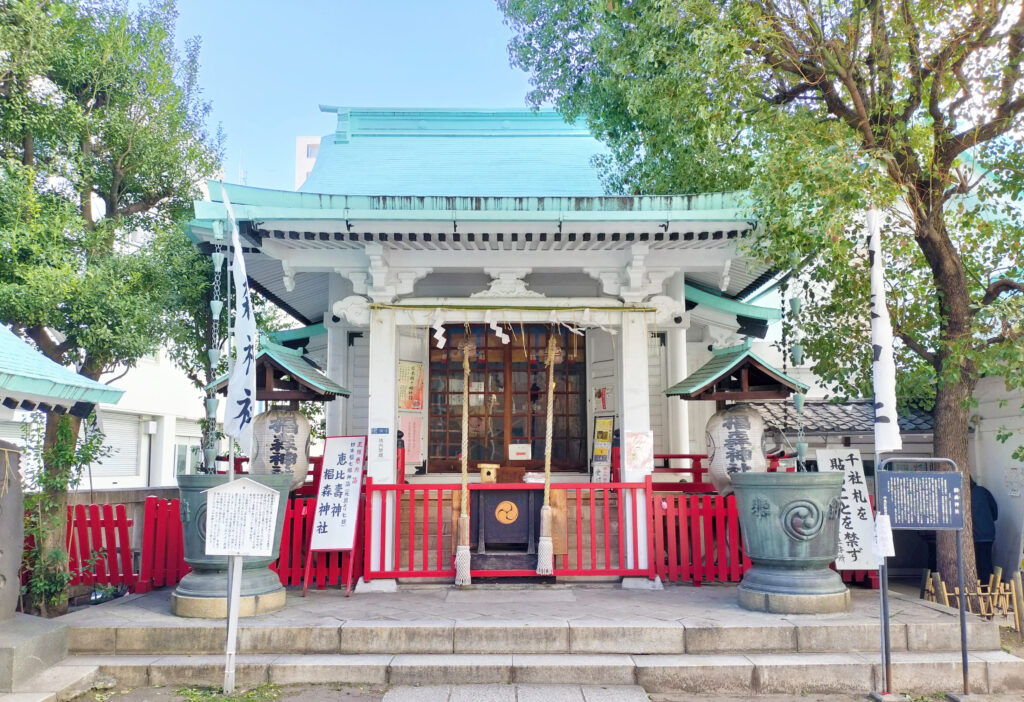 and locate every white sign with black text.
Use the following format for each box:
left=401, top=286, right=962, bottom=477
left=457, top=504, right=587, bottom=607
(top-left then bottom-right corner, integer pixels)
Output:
left=204, top=477, right=280, bottom=558
left=310, top=435, right=367, bottom=551
left=818, top=448, right=878, bottom=570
